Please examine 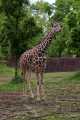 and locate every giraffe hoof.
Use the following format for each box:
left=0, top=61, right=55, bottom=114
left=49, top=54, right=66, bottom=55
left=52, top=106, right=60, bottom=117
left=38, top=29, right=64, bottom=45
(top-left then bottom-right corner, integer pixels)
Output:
left=36, top=97, right=41, bottom=101
left=41, top=96, right=46, bottom=101
left=30, top=94, right=34, bottom=99
left=28, top=91, right=34, bottom=99
left=22, top=94, right=27, bottom=97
